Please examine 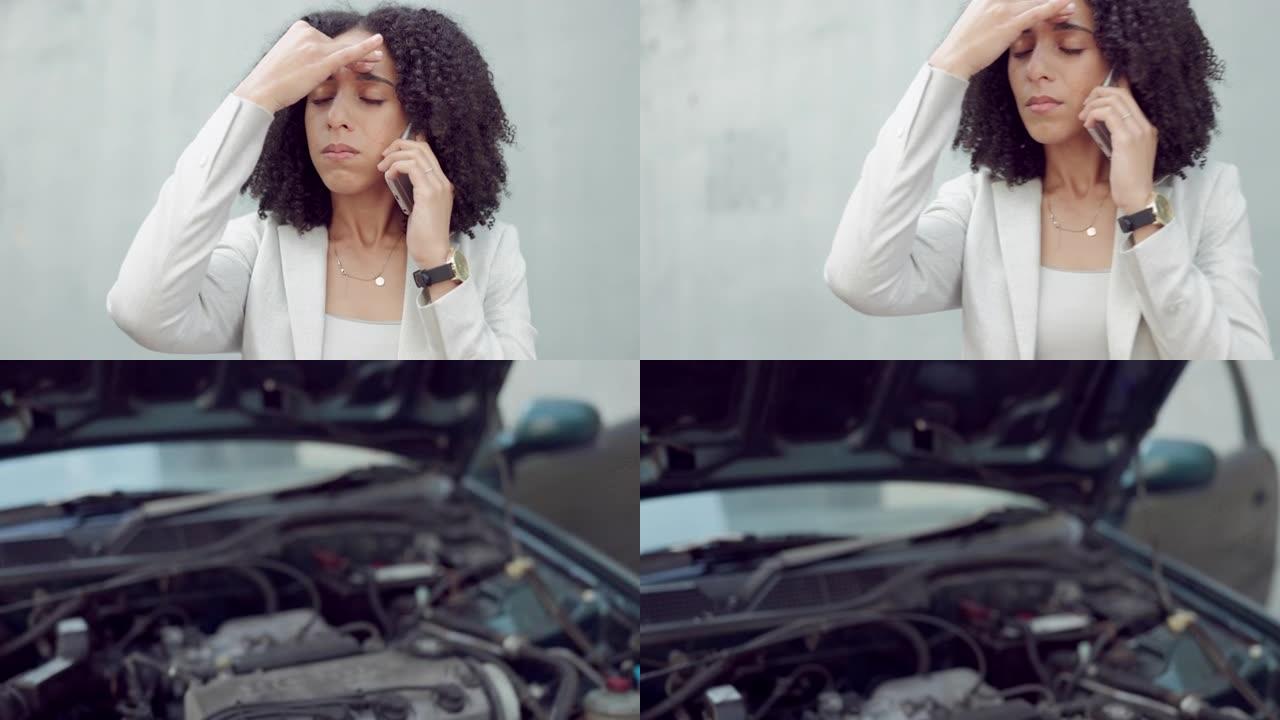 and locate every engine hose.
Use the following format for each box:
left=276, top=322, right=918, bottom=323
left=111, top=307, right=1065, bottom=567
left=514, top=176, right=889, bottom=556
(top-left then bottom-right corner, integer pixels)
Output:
left=415, top=623, right=551, bottom=720
left=0, top=684, right=32, bottom=720
left=1086, top=668, right=1256, bottom=720
left=463, top=649, right=552, bottom=720
left=521, top=645, right=580, bottom=720
left=460, top=657, right=504, bottom=720
left=1183, top=621, right=1277, bottom=720
left=639, top=612, right=940, bottom=720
